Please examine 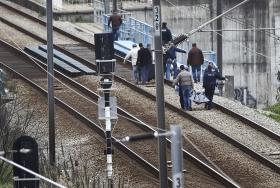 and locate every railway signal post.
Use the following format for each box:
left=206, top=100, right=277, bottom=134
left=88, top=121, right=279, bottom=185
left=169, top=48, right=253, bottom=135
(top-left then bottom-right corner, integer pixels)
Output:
left=95, top=32, right=116, bottom=188
left=99, top=75, right=114, bottom=187
left=97, top=61, right=117, bottom=188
